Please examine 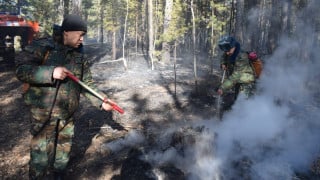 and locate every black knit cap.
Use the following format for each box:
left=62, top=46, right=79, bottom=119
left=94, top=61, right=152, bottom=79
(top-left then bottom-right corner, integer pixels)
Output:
left=61, top=14, right=87, bottom=32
